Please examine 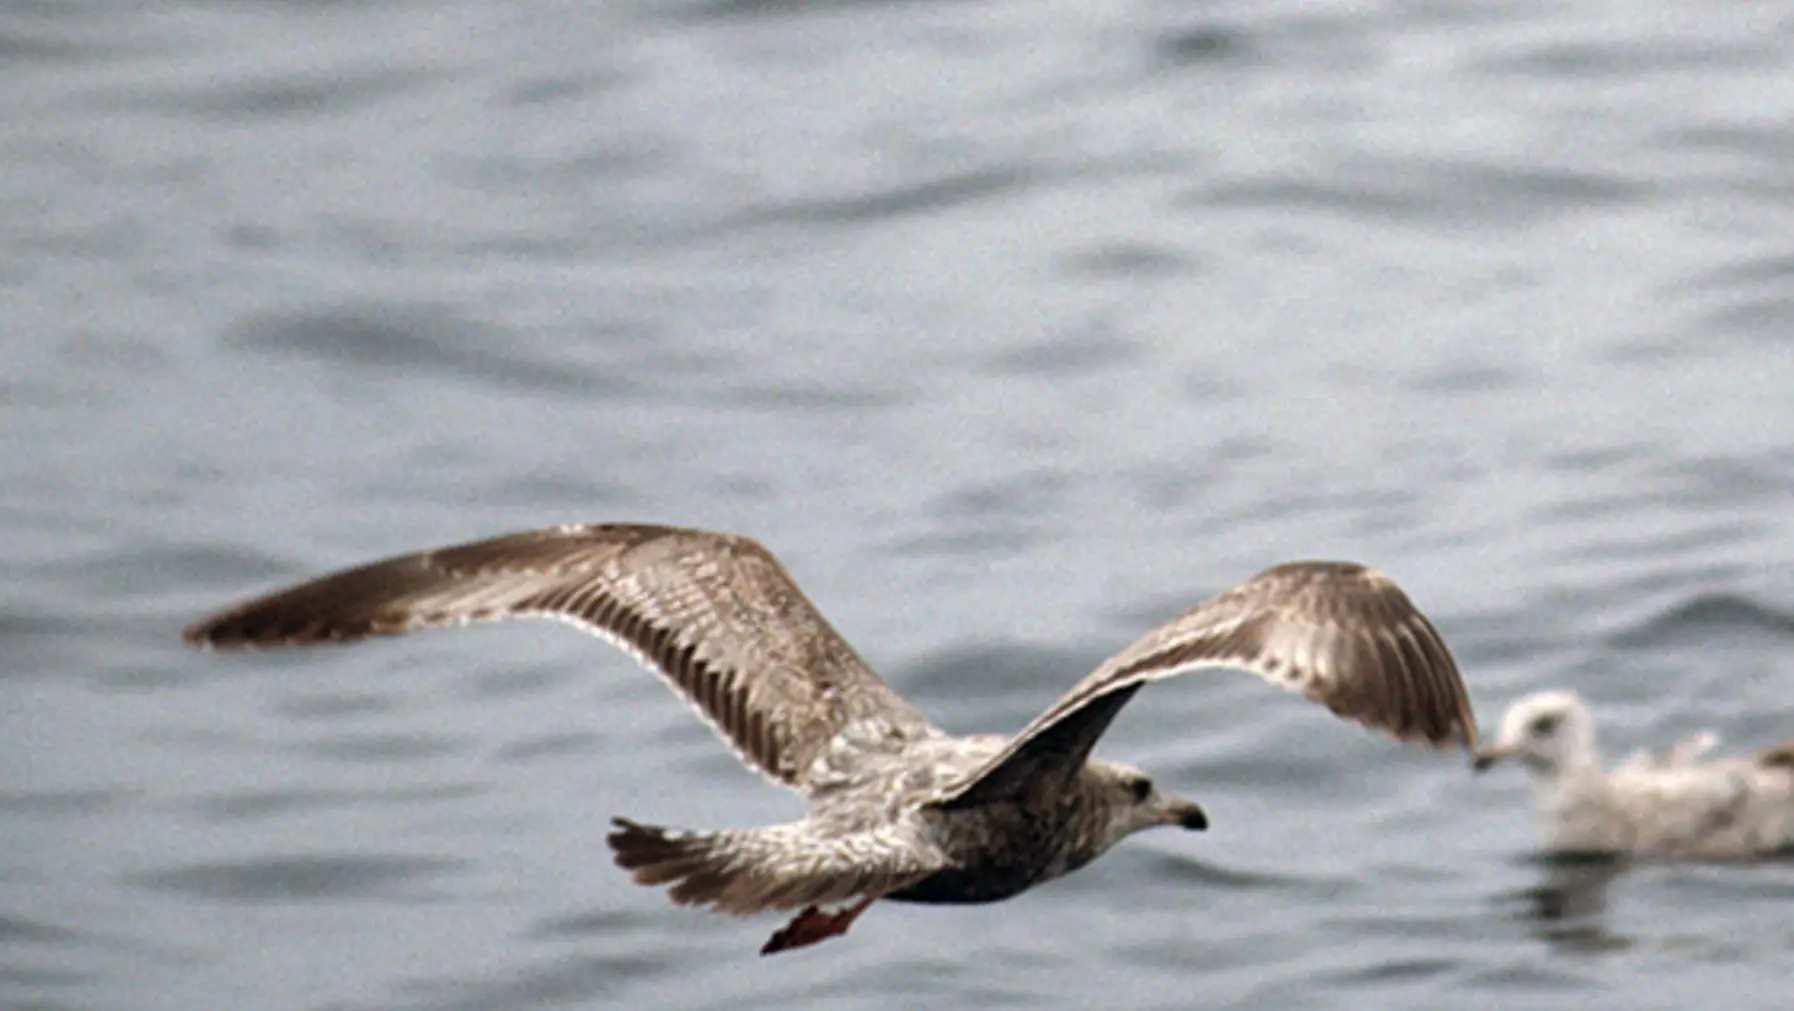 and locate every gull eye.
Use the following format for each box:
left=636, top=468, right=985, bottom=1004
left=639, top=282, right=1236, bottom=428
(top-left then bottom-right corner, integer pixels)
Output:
left=1527, top=713, right=1562, bottom=737
left=1129, top=778, right=1152, bottom=803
